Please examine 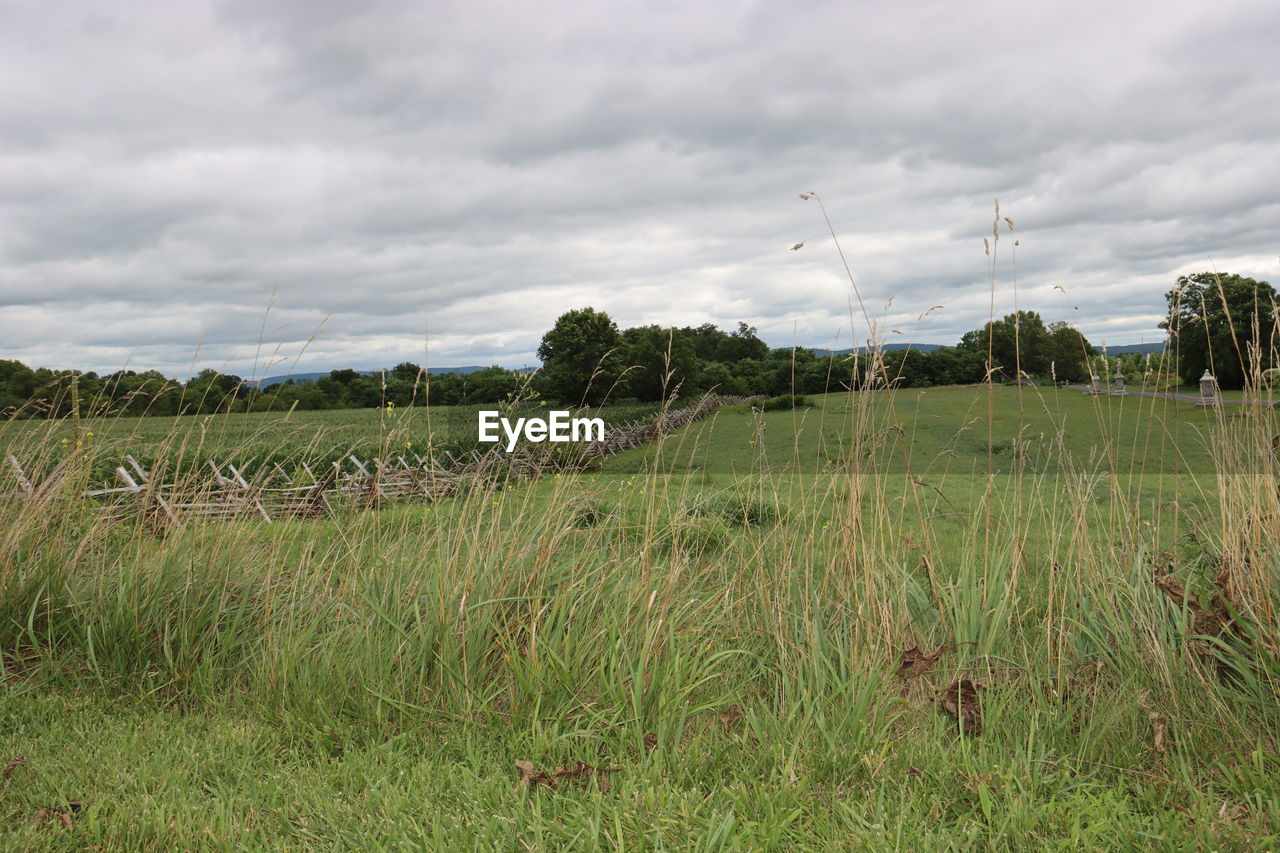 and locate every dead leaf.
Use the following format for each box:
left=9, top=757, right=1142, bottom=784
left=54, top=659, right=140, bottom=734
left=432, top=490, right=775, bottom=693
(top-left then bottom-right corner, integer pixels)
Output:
left=3, top=754, right=25, bottom=780
left=1153, top=565, right=1237, bottom=638
left=938, top=679, right=983, bottom=735
left=1218, top=800, right=1248, bottom=823
left=642, top=732, right=657, bottom=752
left=30, top=801, right=86, bottom=830
left=553, top=761, right=619, bottom=791
left=1138, top=692, right=1169, bottom=754
left=899, top=644, right=952, bottom=679
left=907, top=766, right=925, bottom=779
left=515, top=759, right=617, bottom=791
left=719, top=704, right=742, bottom=729
left=514, top=759, right=546, bottom=790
